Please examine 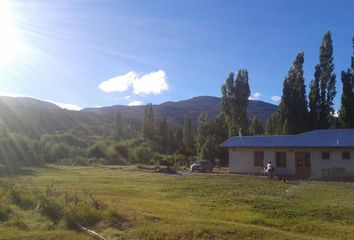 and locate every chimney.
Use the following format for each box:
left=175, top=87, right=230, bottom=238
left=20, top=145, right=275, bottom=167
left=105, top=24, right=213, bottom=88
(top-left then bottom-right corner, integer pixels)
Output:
left=238, top=128, right=242, bottom=137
